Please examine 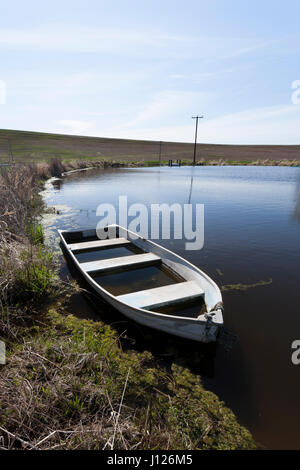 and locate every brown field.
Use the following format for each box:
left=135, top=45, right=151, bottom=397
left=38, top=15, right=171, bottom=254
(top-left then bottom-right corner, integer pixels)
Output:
left=0, top=128, right=300, bottom=164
